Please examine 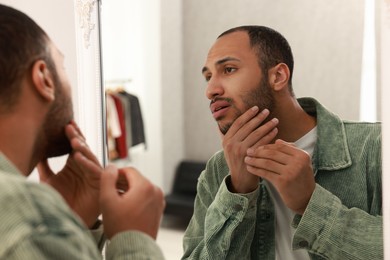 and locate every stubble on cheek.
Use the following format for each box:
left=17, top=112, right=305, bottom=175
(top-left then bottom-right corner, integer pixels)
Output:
left=44, top=96, right=74, bottom=158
